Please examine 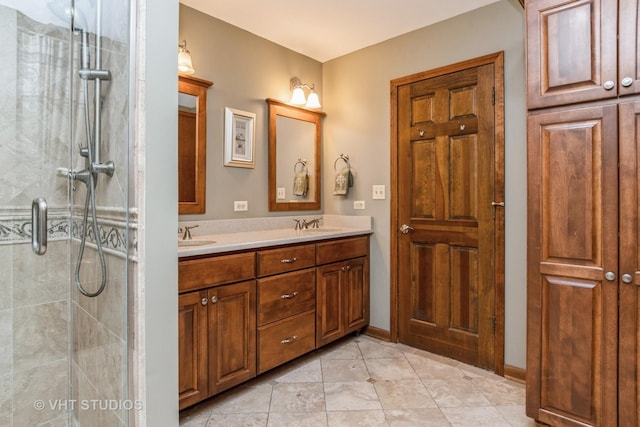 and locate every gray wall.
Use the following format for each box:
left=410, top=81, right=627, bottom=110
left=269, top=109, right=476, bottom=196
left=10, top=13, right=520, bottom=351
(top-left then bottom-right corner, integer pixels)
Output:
left=179, top=4, right=323, bottom=220
left=179, top=0, right=527, bottom=369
